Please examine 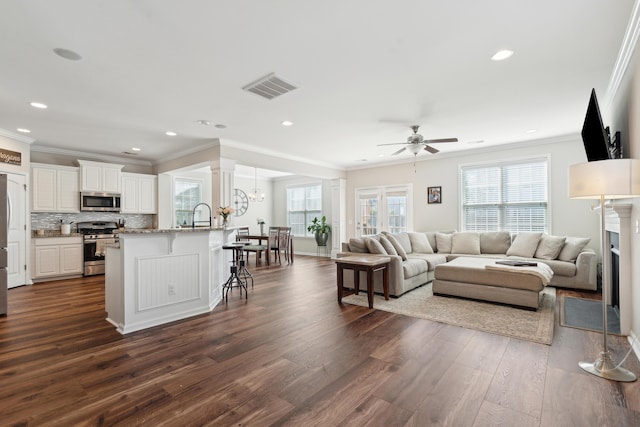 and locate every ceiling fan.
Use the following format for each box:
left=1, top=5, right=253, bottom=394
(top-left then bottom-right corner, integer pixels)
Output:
left=378, top=125, right=458, bottom=155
